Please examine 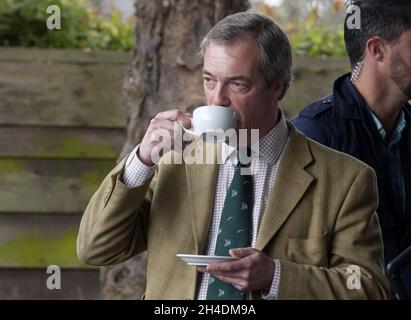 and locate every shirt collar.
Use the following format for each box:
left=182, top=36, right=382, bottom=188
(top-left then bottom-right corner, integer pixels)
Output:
left=367, top=108, right=407, bottom=146
left=222, top=109, right=289, bottom=165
